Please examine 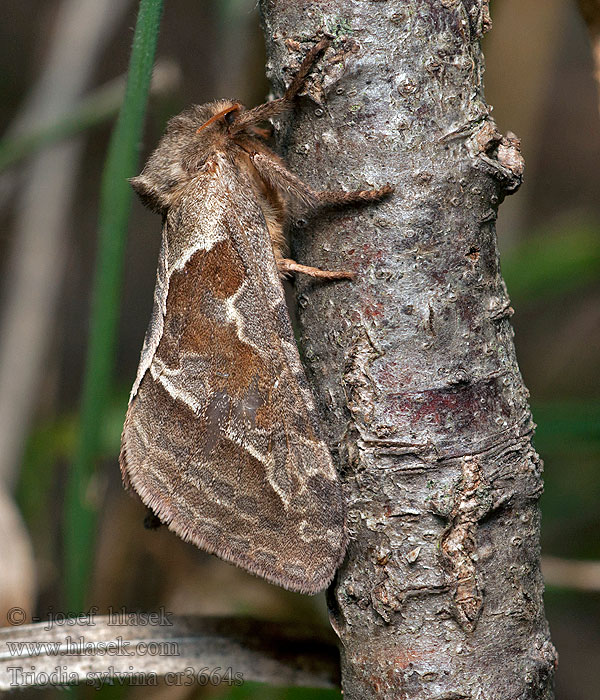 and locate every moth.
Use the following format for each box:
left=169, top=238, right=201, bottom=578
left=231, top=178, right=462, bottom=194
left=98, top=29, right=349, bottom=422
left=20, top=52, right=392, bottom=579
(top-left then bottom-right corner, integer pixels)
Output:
left=120, top=39, right=392, bottom=594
